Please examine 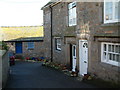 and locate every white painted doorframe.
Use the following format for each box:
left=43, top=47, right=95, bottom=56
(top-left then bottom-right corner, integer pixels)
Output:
left=72, top=45, right=77, bottom=72
left=79, top=40, right=88, bottom=76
